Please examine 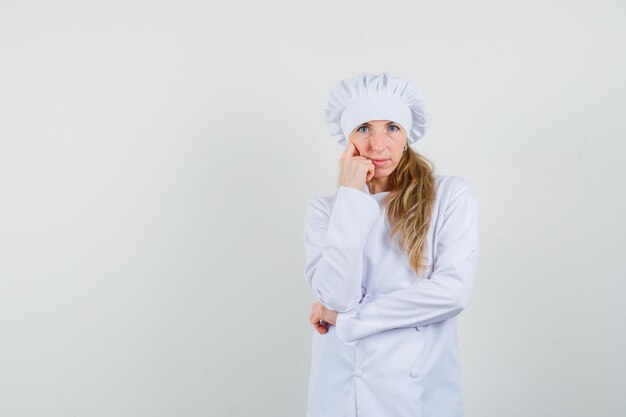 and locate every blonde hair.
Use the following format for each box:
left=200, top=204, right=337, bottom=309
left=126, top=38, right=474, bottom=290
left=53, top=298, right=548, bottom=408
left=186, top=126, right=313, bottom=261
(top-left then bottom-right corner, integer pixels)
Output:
left=383, top=148, right=436, bottom=277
